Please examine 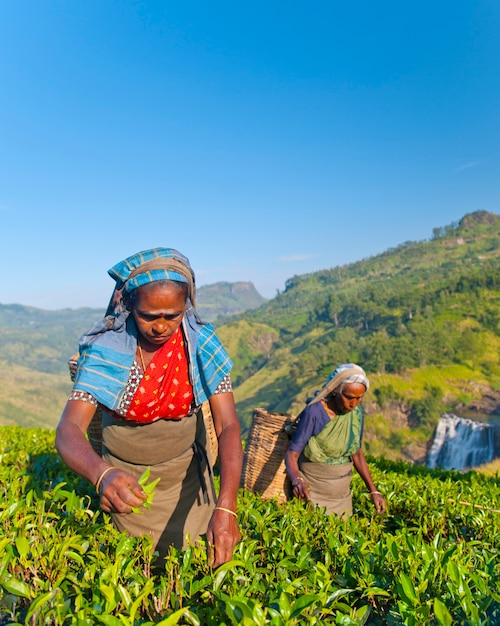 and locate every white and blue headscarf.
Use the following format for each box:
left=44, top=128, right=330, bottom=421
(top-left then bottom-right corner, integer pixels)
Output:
left=308, top=363, right=369, bottom=404
left=72, top=248, right=233, bottom=410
